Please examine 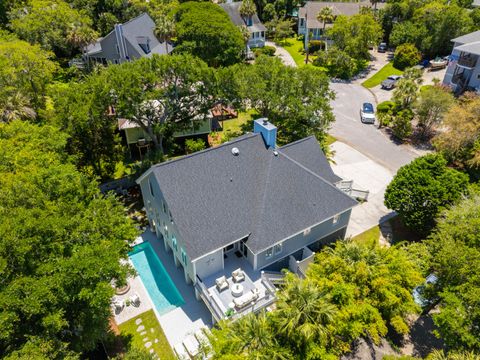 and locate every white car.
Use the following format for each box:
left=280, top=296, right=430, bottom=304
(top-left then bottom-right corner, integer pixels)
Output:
left=360, top=102, right=376, bottom=124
